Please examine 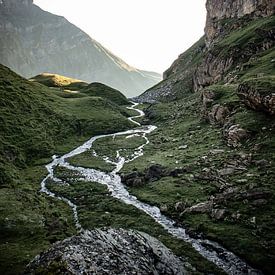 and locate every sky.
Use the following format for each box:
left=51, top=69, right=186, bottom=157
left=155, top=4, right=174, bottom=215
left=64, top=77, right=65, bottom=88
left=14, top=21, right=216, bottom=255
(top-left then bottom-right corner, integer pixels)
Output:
left=34, top=0, right=207, bottom=74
